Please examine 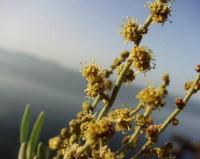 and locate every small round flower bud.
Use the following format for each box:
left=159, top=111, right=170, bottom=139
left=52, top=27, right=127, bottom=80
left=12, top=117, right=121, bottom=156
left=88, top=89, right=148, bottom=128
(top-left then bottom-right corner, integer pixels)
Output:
left=184, top=81, right=193, bottom=91
left=111, top=58, right=121, bottom=70
left=175, top=98, right=185, bottom=109
left=48, top=136, right=61, bottom=150
left=120, top=51, right=130, bottom=59
left=60, top=128, right=70, bottom=139
left=162, top=74, right=170, bottom=85
left=171, top=118, right=179, bottom=126
left=195, top=64, right=200, bottom=73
